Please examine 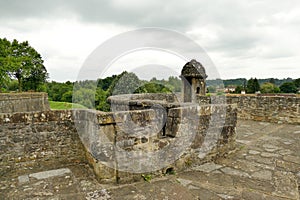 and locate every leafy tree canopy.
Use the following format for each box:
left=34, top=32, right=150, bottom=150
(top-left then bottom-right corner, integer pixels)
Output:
left=235, top=85, right=244, bottom=94
left=246, top=78, right=260, bottom=93
left=293, top=78, right=300, bottom=88
left=0, top=38, right=48, bottom=92
left=260, top=82, right=280, bottom=94
left=279, top=82, right=298, bottom=93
